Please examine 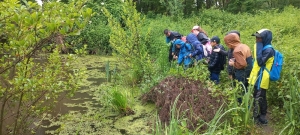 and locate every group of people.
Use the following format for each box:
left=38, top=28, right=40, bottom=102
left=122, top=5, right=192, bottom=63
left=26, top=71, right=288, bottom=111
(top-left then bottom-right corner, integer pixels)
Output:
left=164, top=27, right=276, bottom=125
left=164, top=26, right=228, bottom=84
